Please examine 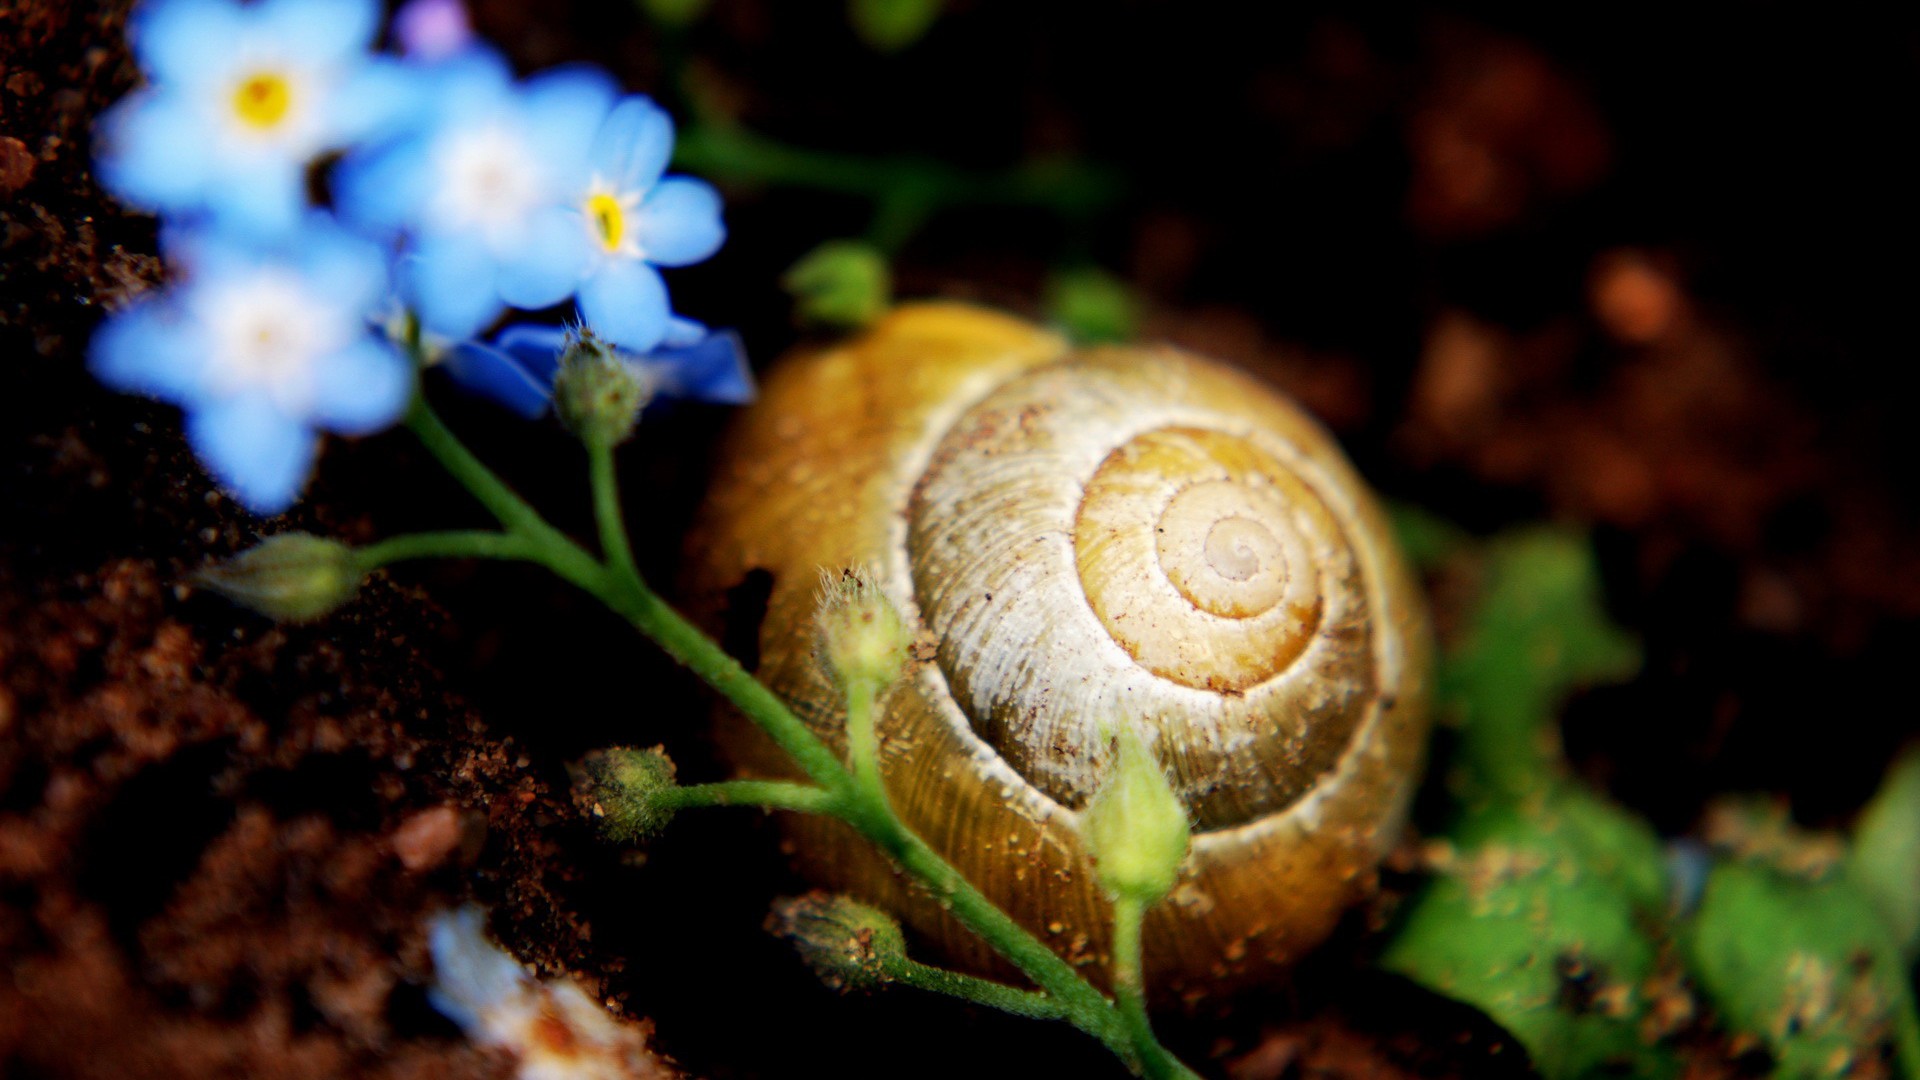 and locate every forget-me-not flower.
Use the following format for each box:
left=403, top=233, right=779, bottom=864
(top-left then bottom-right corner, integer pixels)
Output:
left=571, top=97, right=726, bottom=352
left=441, top=319, right=753, bottom=420
left=334, top=49, right=615, bottom=341
left=90, top=218, right=413, bottom=514
left=95, top=0, right=417, bottom=234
